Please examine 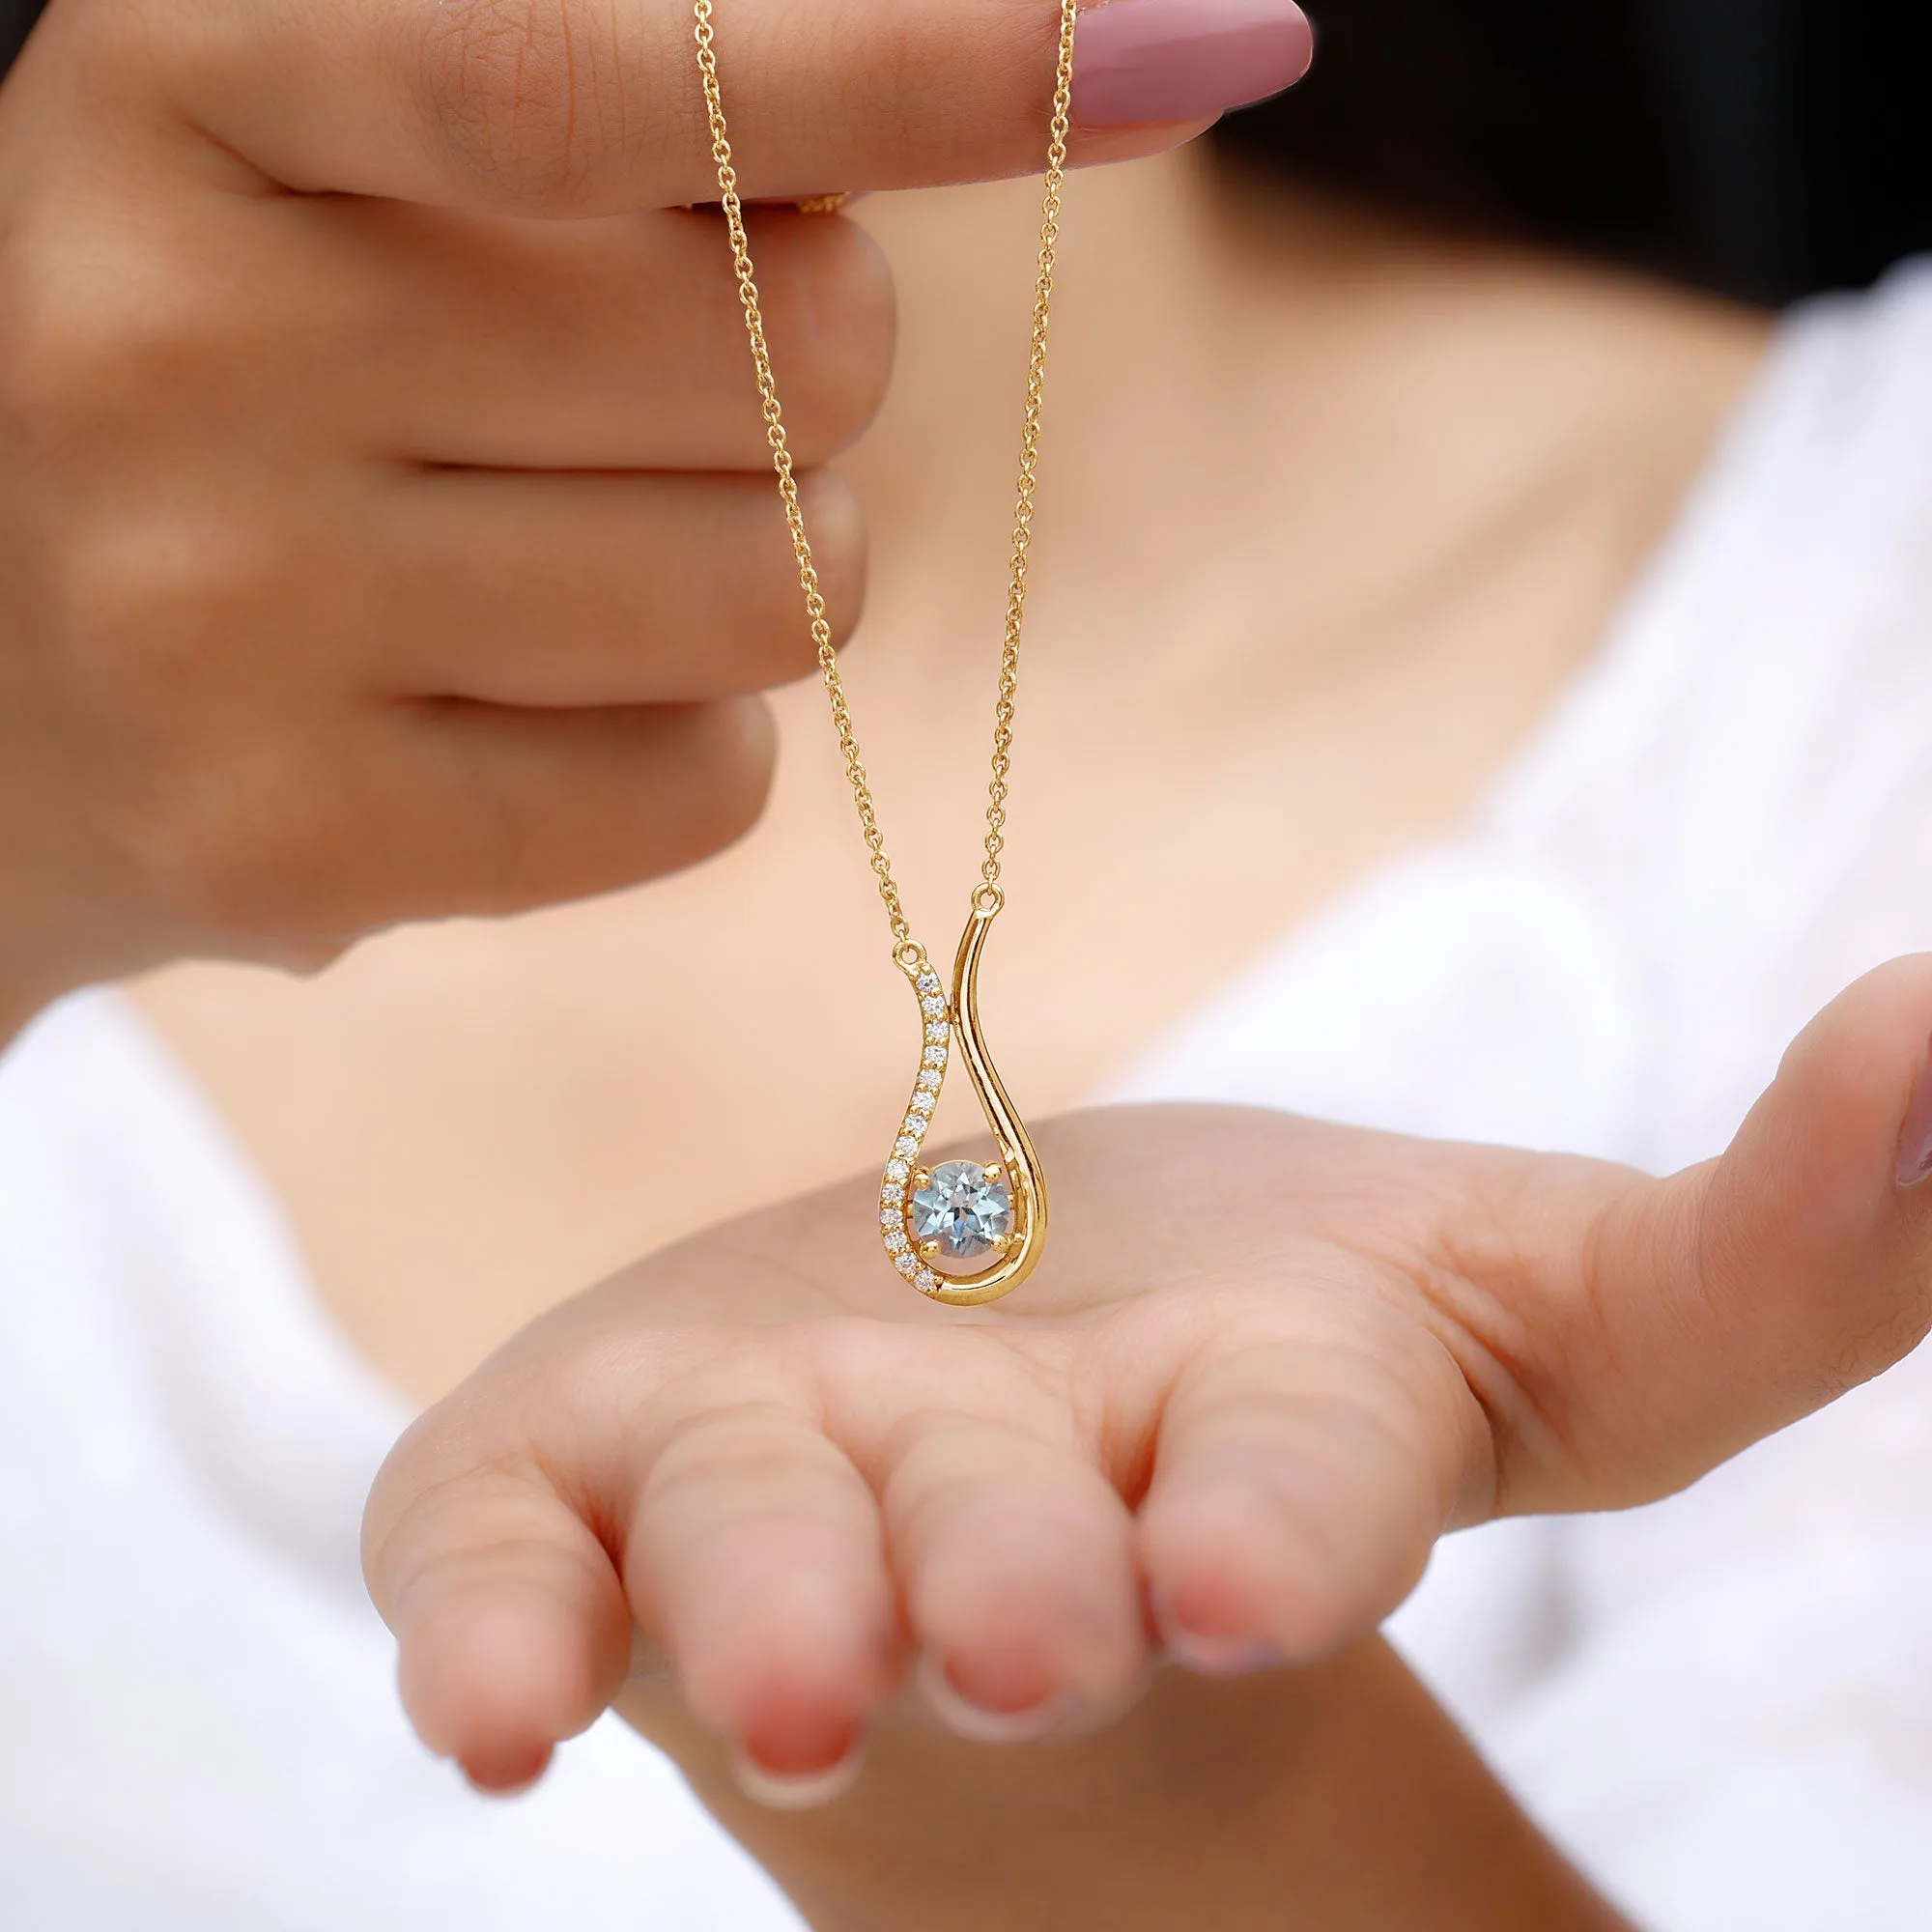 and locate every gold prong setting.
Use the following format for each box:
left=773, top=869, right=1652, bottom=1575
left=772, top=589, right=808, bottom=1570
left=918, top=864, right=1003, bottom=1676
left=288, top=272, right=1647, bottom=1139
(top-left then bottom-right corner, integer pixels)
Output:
left=908, top=1160, right=1014, bottom=1269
